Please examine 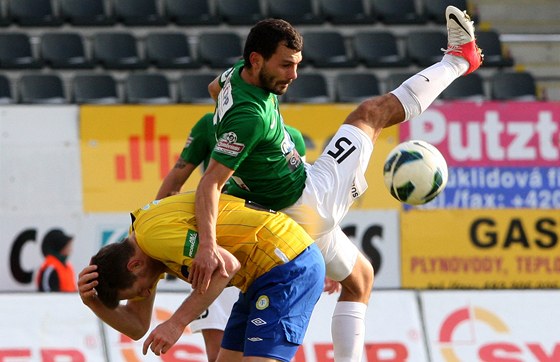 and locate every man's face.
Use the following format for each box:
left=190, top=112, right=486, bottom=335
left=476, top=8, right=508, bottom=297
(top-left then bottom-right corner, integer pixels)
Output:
left=117, top=262, right=160, bottom=301
left=257, top=44, right=302, bottom=95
